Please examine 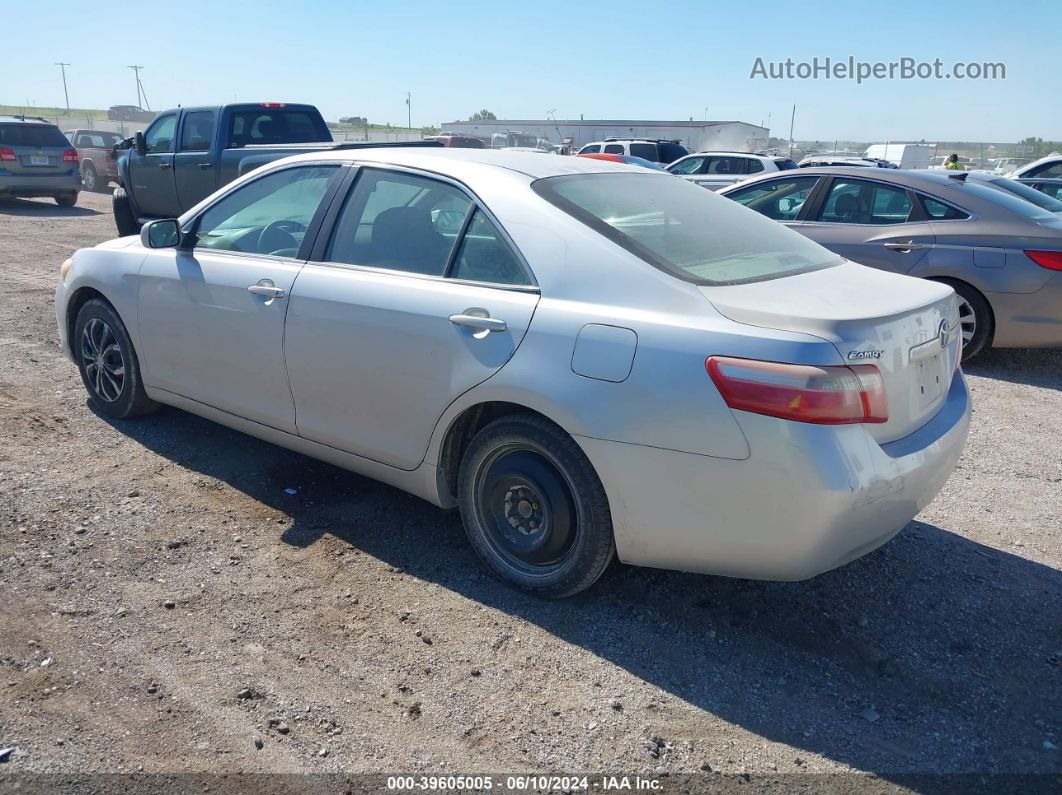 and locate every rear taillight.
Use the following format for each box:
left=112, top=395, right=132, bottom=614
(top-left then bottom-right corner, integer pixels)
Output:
left=0, top=147, right=15, bottom=161
left=1025, top=250, right=1062, bottom=271
left=63, top=149, right=78, bottom=163
left=706, top=356, right=888, bottom=425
